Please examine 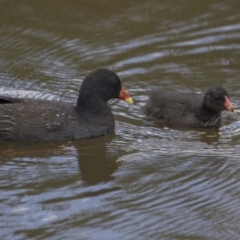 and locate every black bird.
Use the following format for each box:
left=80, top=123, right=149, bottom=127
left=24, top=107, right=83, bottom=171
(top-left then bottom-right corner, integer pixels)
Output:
left=143, top=86, right=236, bottom=128
left=0, top=68, right=133, bottom=142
